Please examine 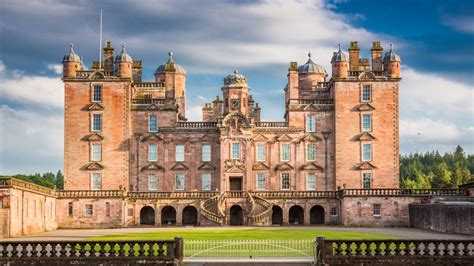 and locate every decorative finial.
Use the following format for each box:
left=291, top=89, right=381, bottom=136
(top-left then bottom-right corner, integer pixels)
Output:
left=121, top=44, right=126, bottom=51
left=234, top=70, right=239, bottom=74
left=308, top=51, right=312, bottom=58
left=338, top=43, right=341, bottom=51
left=69, top=43, right=74, bottom=52
left=390, top=43, right=393, bottom=51
left=168, top=51, right=174, bottom=63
